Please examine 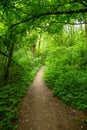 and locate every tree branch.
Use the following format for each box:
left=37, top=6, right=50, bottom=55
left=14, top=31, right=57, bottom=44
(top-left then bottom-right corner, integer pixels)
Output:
left=75, top=0, right=87, bottom=7
left=32, top=21, right=85, bottom=31
left=47, top=21, right=85, bottom=26
left=0, top=50, right=23, bottom=68
left=9, top=8, right=87, bottom=29
left=0, top=50, right=8, bottom=57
